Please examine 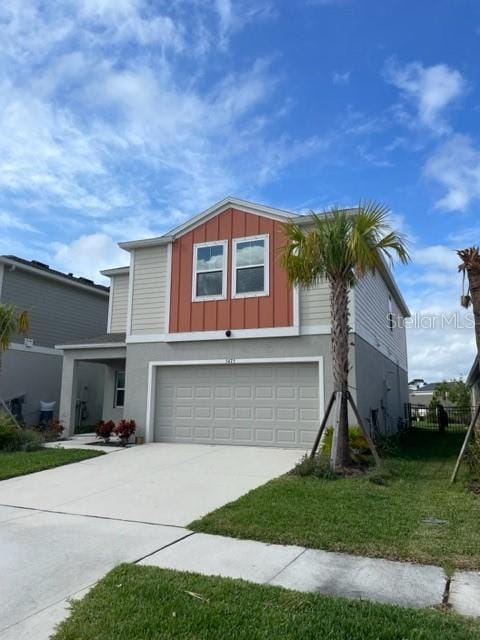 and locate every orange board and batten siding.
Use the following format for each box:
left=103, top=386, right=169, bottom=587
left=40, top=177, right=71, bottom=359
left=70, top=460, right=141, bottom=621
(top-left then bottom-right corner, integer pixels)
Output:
left=169, top=208, right=294, bottom=333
